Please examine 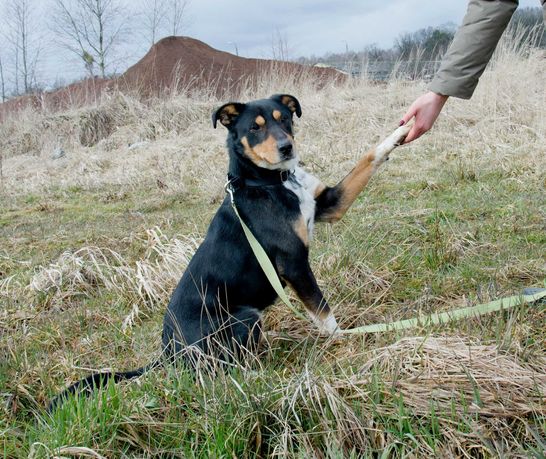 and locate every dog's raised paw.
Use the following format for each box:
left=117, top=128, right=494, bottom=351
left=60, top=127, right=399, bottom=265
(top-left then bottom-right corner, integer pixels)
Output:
left=374, top=125, right=411, bottom=165
left=391, top=124, right=411, bottom=146
left=382, top=124, right=411, bottom=149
